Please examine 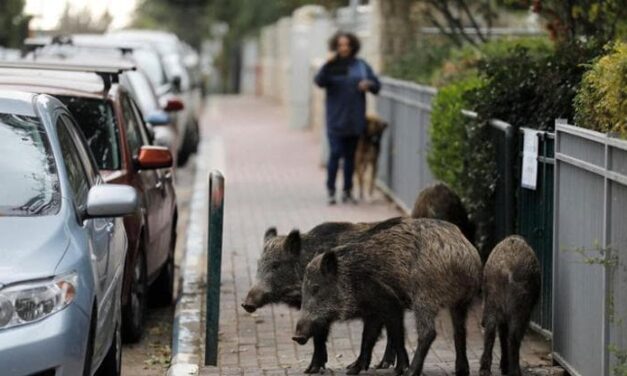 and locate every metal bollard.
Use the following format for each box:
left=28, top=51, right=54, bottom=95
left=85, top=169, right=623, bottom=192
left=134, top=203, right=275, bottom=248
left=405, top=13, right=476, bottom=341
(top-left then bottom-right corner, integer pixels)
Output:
left=205, top=170, right=224, bottom=366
